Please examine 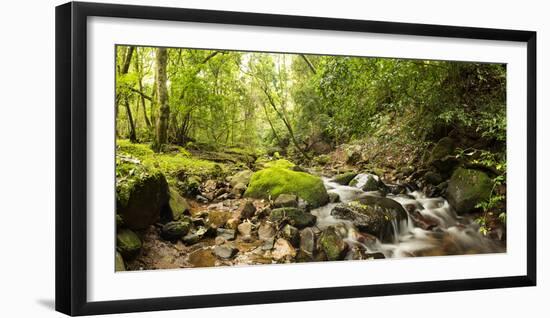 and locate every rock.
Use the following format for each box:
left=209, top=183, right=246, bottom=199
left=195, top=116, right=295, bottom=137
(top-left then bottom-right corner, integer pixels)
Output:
left=188, top=248, right=217, bottom=267
left=269, top=207, right=317, bottom=229
left=214, top=244, right=238, bottom=259
left=328, top=192, right=340, bottom=203
left=261, top=237, right=275, bottom=250
left=228, top=170, right=254, bottom=187
left=400, top=166, right=415, bottom=177
left=232, top=182, right=247, bottom=197
left=207, top=210, right=232, bottom=228
left=203, top=179, right=219, bottom=192
left=116, top=167, right=169, bottom=230
left=216, top=193, right=235, bottom=201
left=299, top=227, right=316, bottom=258
left=272, top=238, right=296, bottom=261
left=431, top=155, right=460, bottom=175
left=116, top=229, right=142, bottom=259
left=116, top=214, right=124, bottom=228
left=362, top=174, right=379, bottom=191
left=215, top=236, right=226, bottom=245
left=161, top=220, right=191, bottom=241
left=430, top=137, right=455, bottom=162
left=237, top=221, right=254, bottom=241
left=214, top=187, right=229, bottom=198
left=281, top=224, right=300, bottom=247
left=297, top=198, right=310, bottom=211
left=183, top=176, right=202, bottom=196
left=182, top=233, right=201, bottom=245
left=446, top=167, right=492, bottom=215
left=331, top=172, right=358, bottom=185
left=424, top=171, right=443, bottom=186
left=216, top=228, right=236, bottom=241
left=346, top=151, right=362, bottom=164
left=167, top=188, right=191, bottom=221
left=331, top=196, right=408, bottom=242
left=115, top=251, right=126, bottom=271
left=196, top=195, right=209, bottom=203
left=244, top=165, right=329, bottom=208
left=318, top=226, right=347, bottom=261
left=258, top=222, right=277, bottom=241
left=240, top=201, right=256, bottom=220
left=273, top=194, right=298, bottom=208
left=255, top=207, right=271, bottom=219
left=225, top=218, right=240, bottom=230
